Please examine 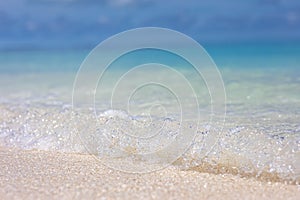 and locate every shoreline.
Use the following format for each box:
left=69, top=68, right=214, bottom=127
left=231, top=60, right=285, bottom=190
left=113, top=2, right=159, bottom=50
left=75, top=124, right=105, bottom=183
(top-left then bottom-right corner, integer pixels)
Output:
left=0, top=147, right=299, bottom=199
